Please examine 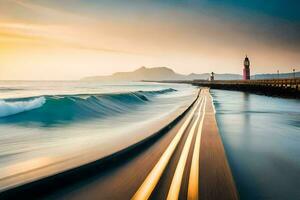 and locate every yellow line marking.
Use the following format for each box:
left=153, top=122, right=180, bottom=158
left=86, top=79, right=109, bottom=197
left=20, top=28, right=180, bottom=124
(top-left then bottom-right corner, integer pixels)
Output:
left=187, top=96, right=207, bottom=200
left=166, top=95, right=205, bottom=200
left=132, top=96, right=203, bottom=200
